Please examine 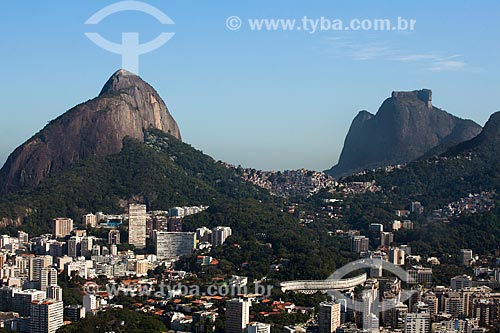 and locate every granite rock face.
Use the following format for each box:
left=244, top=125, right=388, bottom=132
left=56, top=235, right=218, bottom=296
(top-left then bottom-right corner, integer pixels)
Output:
left=0, top=69, right=181, bottom=194
left=327, top=89, right=482, bottom=178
